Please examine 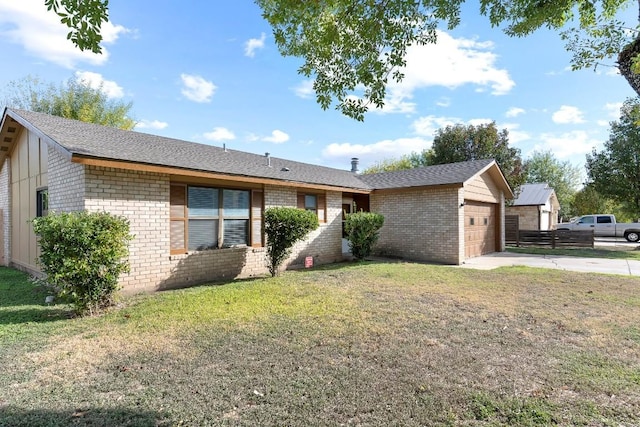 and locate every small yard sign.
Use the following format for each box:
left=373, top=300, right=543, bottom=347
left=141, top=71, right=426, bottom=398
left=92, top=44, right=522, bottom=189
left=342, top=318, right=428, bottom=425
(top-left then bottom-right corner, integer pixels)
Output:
left=305, top=256, right=313, bottom=268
